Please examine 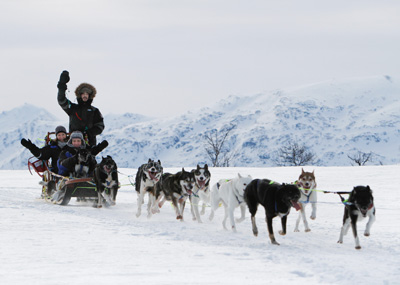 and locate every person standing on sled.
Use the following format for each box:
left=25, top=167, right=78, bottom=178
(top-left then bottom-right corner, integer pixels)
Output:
left=57, top=70, right=104, bottom=146
left=20, top=125, right=68, bottom=174
left=57, top=131, right=108, bottom=177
